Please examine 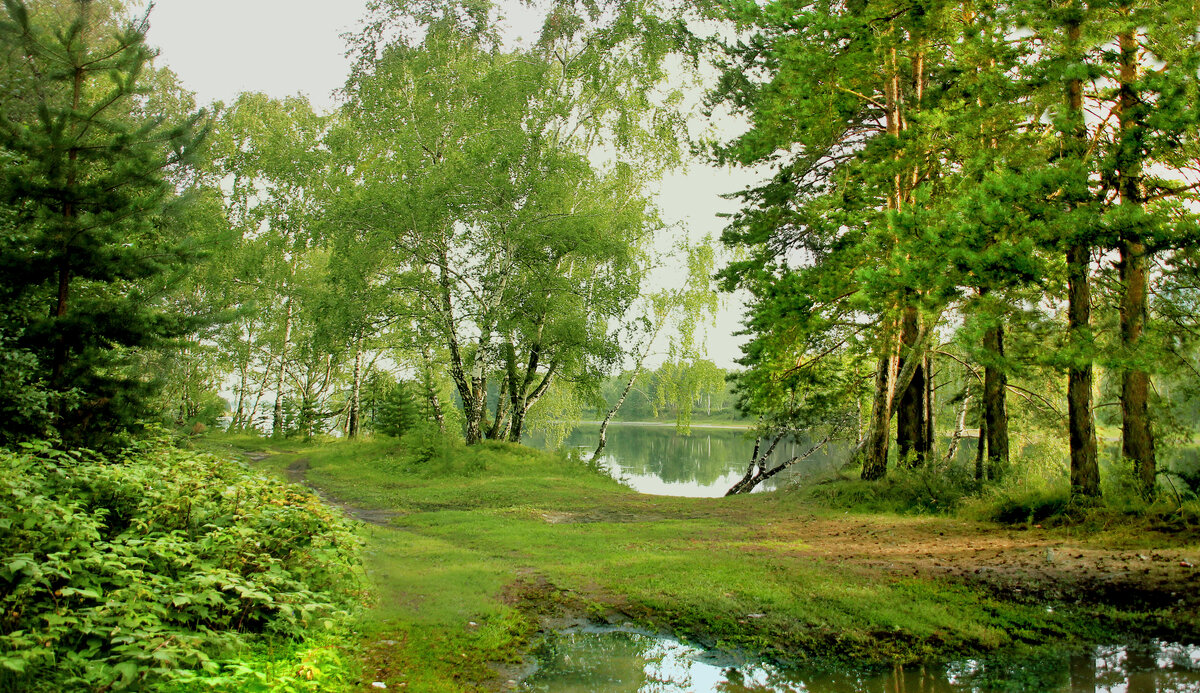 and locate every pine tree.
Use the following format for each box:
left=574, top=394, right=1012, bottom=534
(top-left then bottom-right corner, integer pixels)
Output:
left=0, top=0, right=205, bottom=444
